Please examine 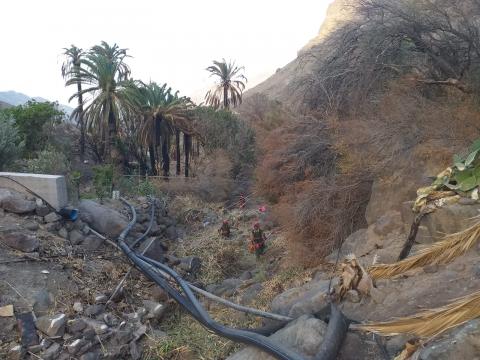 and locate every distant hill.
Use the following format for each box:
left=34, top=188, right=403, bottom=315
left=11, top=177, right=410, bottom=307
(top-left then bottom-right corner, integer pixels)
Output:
left=0, top=90, right=74, bottom=117
left=0, top=100, right=12, bottom=109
